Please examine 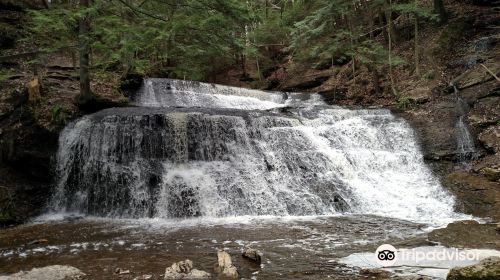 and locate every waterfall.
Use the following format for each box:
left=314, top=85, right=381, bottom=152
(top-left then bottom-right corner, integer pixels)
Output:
left=452, top=85, right=477, bottom=163
left=50, top=79, right=460, bottom=223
